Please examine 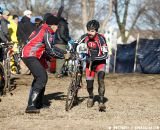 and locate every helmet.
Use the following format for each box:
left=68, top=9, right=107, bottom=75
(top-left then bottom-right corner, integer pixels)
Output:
left=43, top=13, right=52, bottom=22
left=86, top=20, right=100, bottom=31
left=23, top=10, right=32, bottom=16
